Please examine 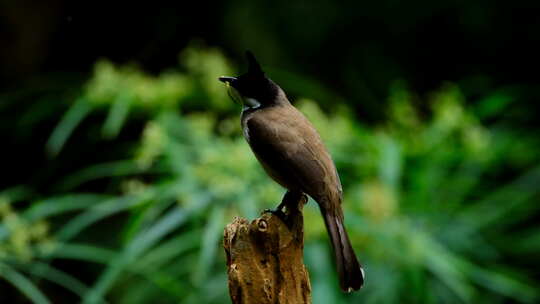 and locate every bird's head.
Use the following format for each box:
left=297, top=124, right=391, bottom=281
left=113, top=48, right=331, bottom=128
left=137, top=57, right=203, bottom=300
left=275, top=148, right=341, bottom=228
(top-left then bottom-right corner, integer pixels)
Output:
left=219, top=51, right=282, bottom=109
